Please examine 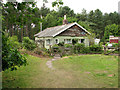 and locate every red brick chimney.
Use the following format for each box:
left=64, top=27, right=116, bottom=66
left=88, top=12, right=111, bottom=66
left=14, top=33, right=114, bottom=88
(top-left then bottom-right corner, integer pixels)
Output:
left=63, top=15, right=68, bottom=25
